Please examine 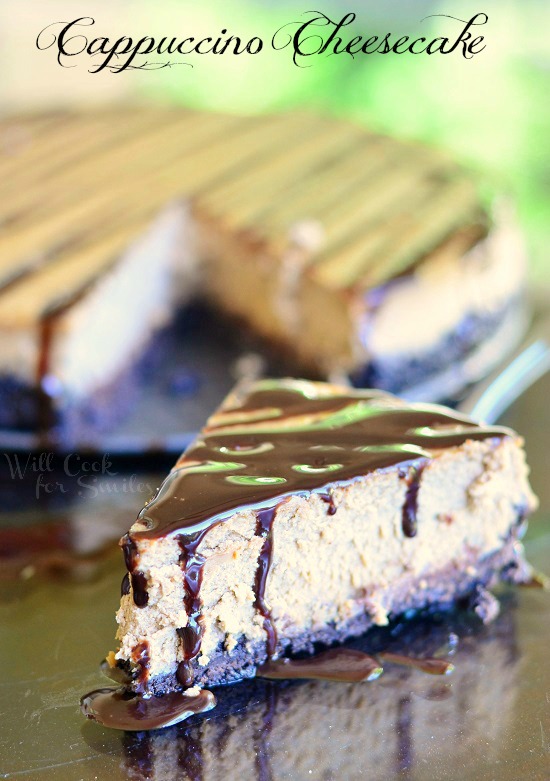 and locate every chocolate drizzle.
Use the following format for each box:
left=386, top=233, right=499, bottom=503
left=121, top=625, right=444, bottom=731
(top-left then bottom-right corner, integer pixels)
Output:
left=319, top=491, right=337, bottom=515
left=254, top=506, right=279, bottom=657
left=130, top=572, right=149, bottom=608
left=131, top=641, right=151, bottom=692
left=176, top=532, right=208, bottom=686
left=125, top=379, right=513, bottom=686
left=120, top=572, right=130, bottom=596
left=401, top=463, right=427, bottom=538
left=121, top=533, right=149, bottom=608
left=133, top=381, right=511, bottom=541
left=121, top=534, right=138, bottom=571
left=379, top=651, right=454, bottom=676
